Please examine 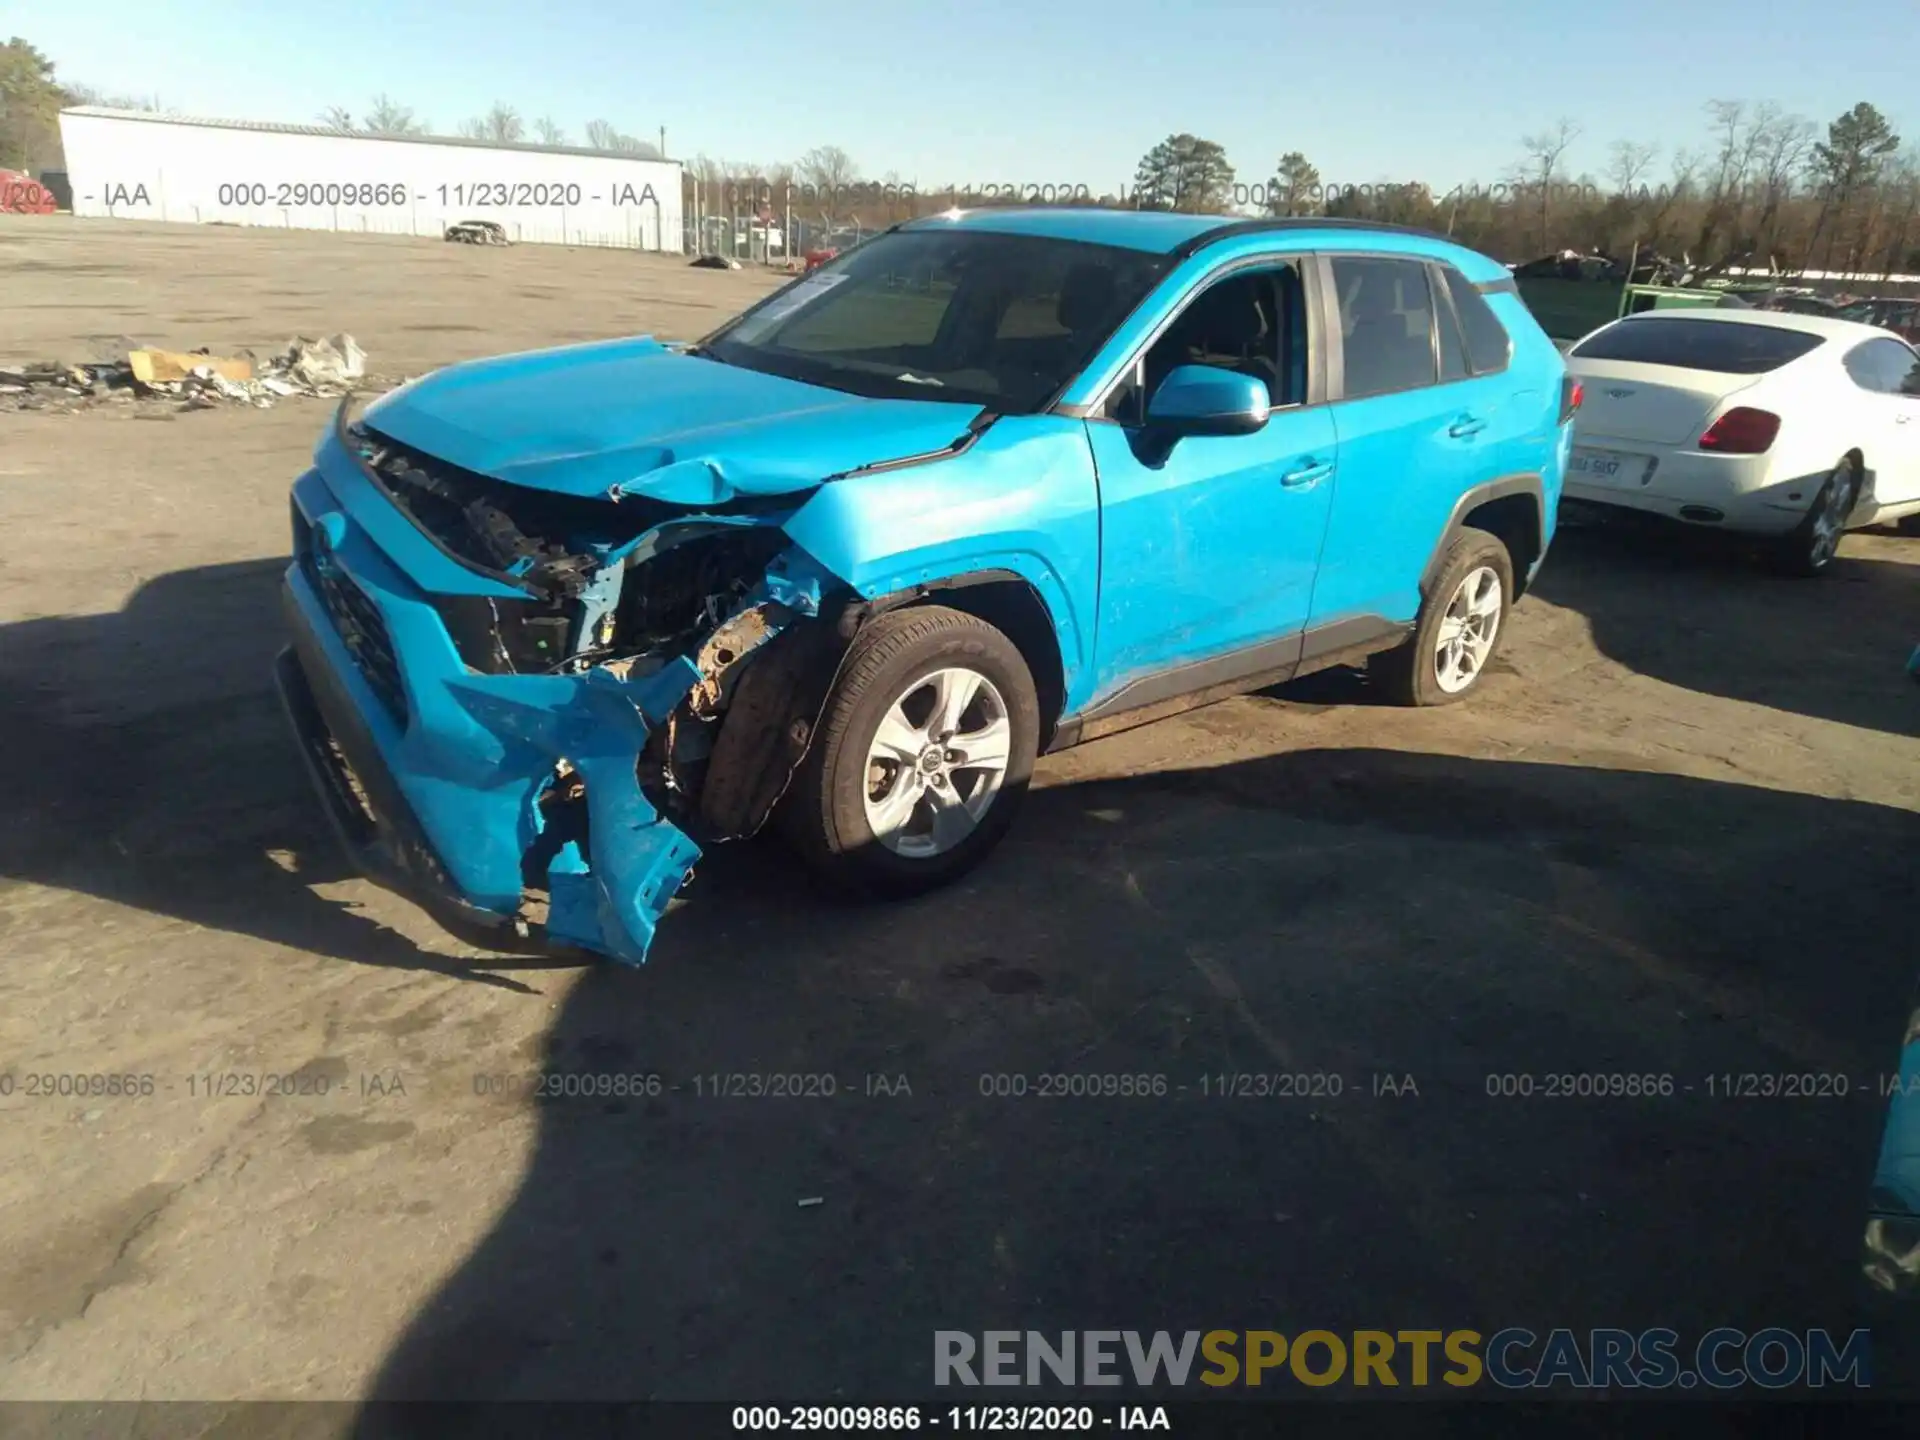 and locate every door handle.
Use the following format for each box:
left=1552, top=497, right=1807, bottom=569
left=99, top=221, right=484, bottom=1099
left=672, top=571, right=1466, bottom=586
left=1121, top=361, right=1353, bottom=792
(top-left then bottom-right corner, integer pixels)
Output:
left=1448, top=414, right=1487, bottom=438
left=1896, top=413, right=1912, bottom=424
left=1280, top=458, right=1334, bottom=488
